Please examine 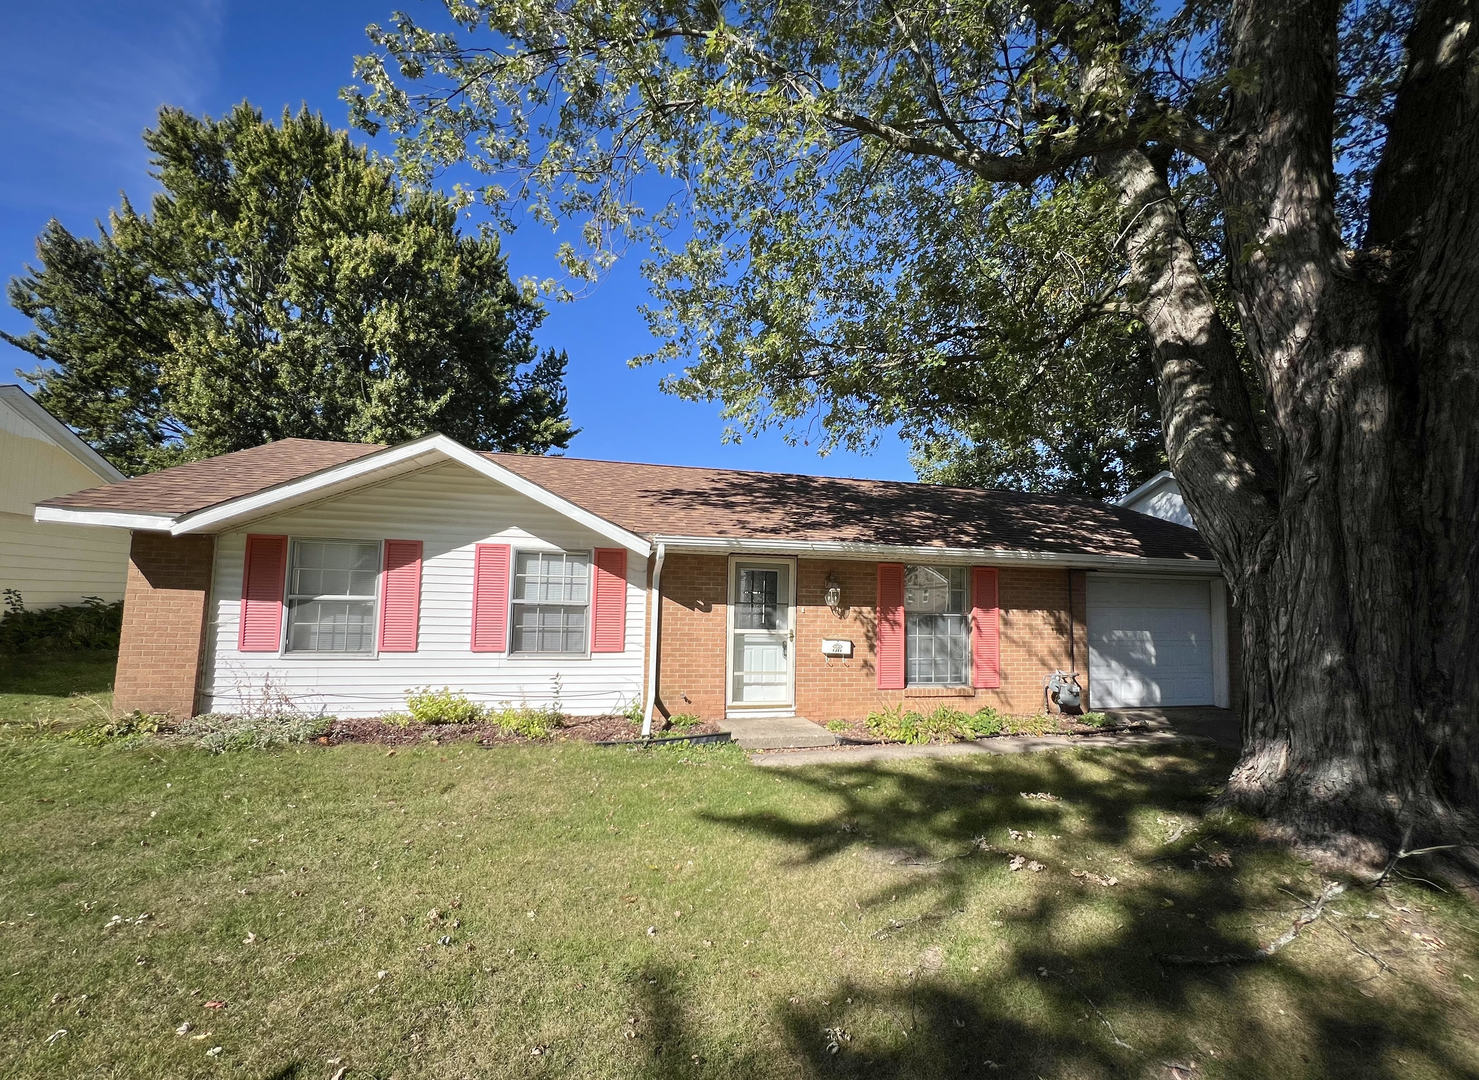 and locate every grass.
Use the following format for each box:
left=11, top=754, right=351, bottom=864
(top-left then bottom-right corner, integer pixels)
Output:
left=0, top=649, right=115, bottom=733
left=2, top=731, right=1477, bottom=1079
